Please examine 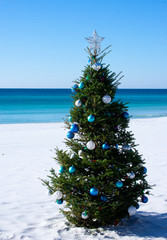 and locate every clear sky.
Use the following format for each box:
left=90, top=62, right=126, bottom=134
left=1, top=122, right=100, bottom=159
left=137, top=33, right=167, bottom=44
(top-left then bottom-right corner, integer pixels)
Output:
left=0, top=0, right=167, bottom=88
